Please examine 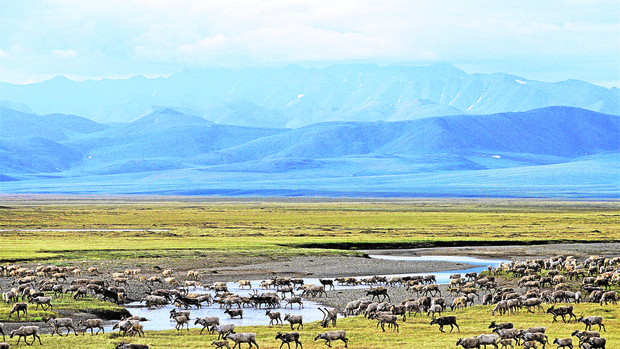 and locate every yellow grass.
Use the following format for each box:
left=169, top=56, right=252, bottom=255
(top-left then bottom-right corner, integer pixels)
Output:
left=11, top=303, right=620, bottom=348
left=0, top=198, right=618, bottom=262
